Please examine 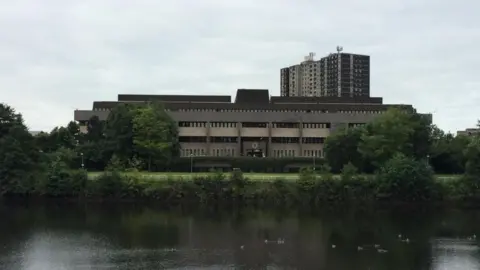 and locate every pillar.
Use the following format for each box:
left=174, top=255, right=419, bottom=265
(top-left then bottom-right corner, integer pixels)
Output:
left=206, top=121, right=211, bottom=156
left=237, top=122, right=242, bottom=157
left=299, top=122, right=303, bottom=157
left=268, top=122, right=272, bottom=157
